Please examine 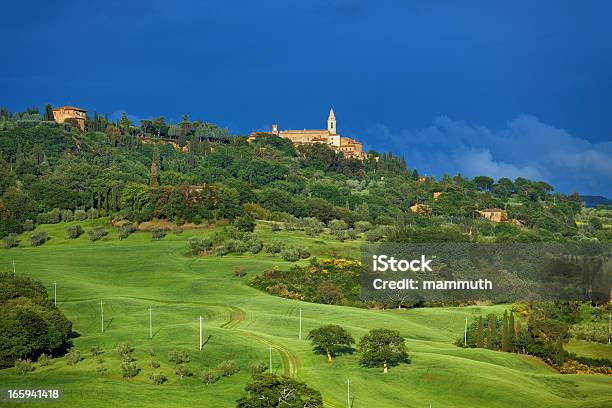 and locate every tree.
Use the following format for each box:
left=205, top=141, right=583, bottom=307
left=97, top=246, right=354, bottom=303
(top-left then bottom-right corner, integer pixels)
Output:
left=150, top=146, right=160, bottom=188
left=501, top=310, right=510, bottom=352
left=358, top=328, right=409, bottom=373
left=236, top=373, right=323, bottom=408
left=474, top=176, right=494, bottom=192
left=508, top=311, right=515, bottom=351
left=307, top=325, right=355, bottom=362
left=476, top=315, right=484, bottom=348
left=44, top=104, right=54, bottom=121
